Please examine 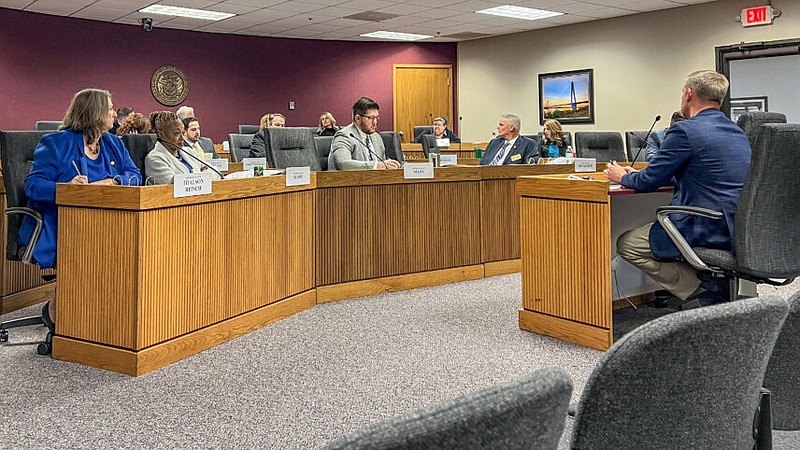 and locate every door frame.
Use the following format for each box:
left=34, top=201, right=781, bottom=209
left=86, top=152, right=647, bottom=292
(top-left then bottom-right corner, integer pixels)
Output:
left=392, top=64, right=455, bottom=139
